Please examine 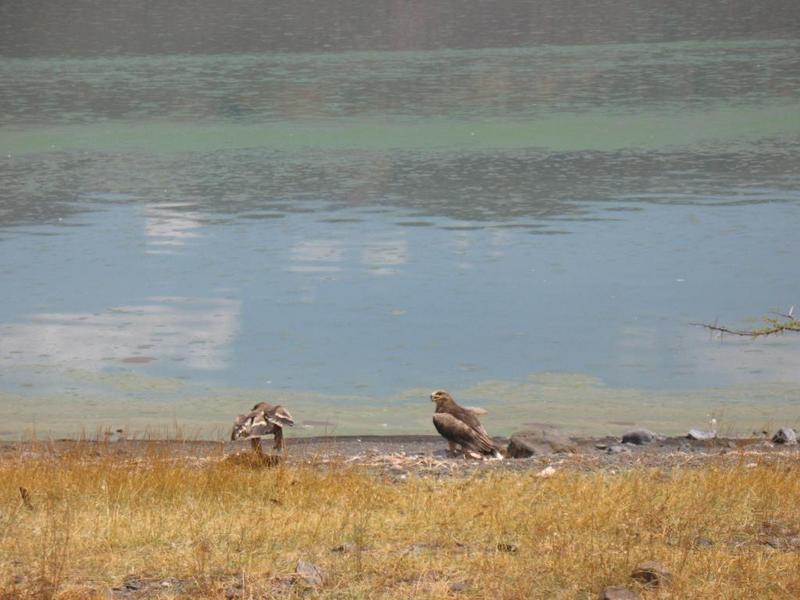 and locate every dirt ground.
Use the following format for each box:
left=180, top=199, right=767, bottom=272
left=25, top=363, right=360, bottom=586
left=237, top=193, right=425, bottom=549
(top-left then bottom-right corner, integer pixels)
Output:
left=1, top=432, right=797, bottom=476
